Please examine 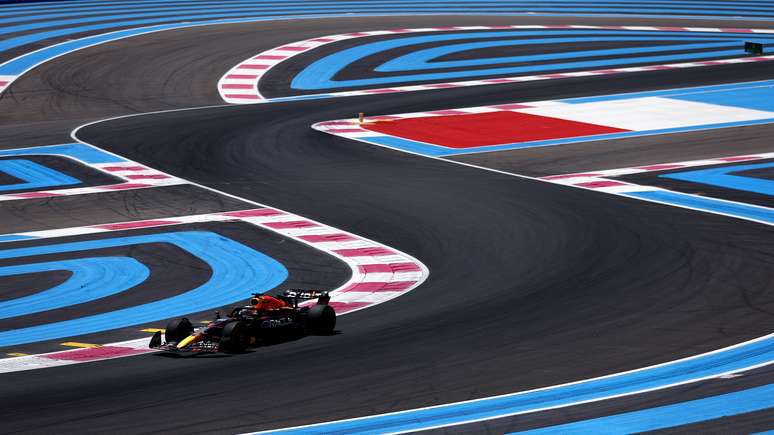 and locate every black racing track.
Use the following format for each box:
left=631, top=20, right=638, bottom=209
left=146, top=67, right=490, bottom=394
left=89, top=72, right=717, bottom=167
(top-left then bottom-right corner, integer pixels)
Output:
left=1, top=14, right=774, bottom=435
